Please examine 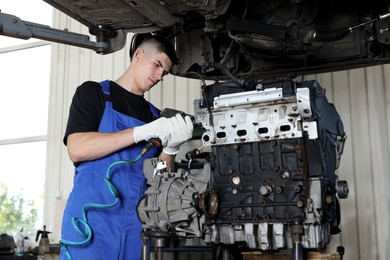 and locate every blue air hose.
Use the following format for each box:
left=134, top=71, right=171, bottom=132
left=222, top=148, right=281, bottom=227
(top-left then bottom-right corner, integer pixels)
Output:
left=59, top=153, right=143, bottom=260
